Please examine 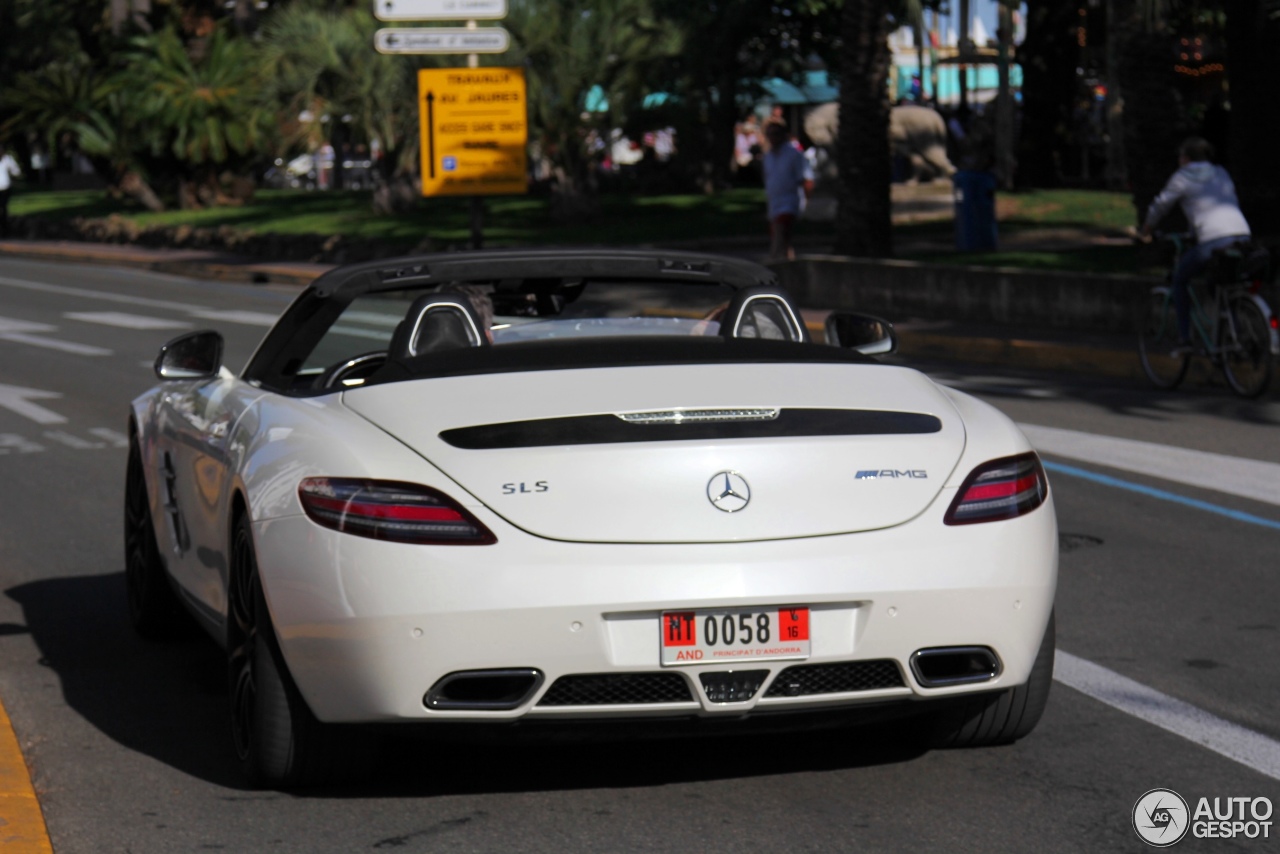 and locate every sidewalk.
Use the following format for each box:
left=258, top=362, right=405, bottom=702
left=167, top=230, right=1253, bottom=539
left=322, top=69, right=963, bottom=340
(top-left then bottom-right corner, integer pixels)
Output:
left=0, top=235, right=1137, bottom=381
